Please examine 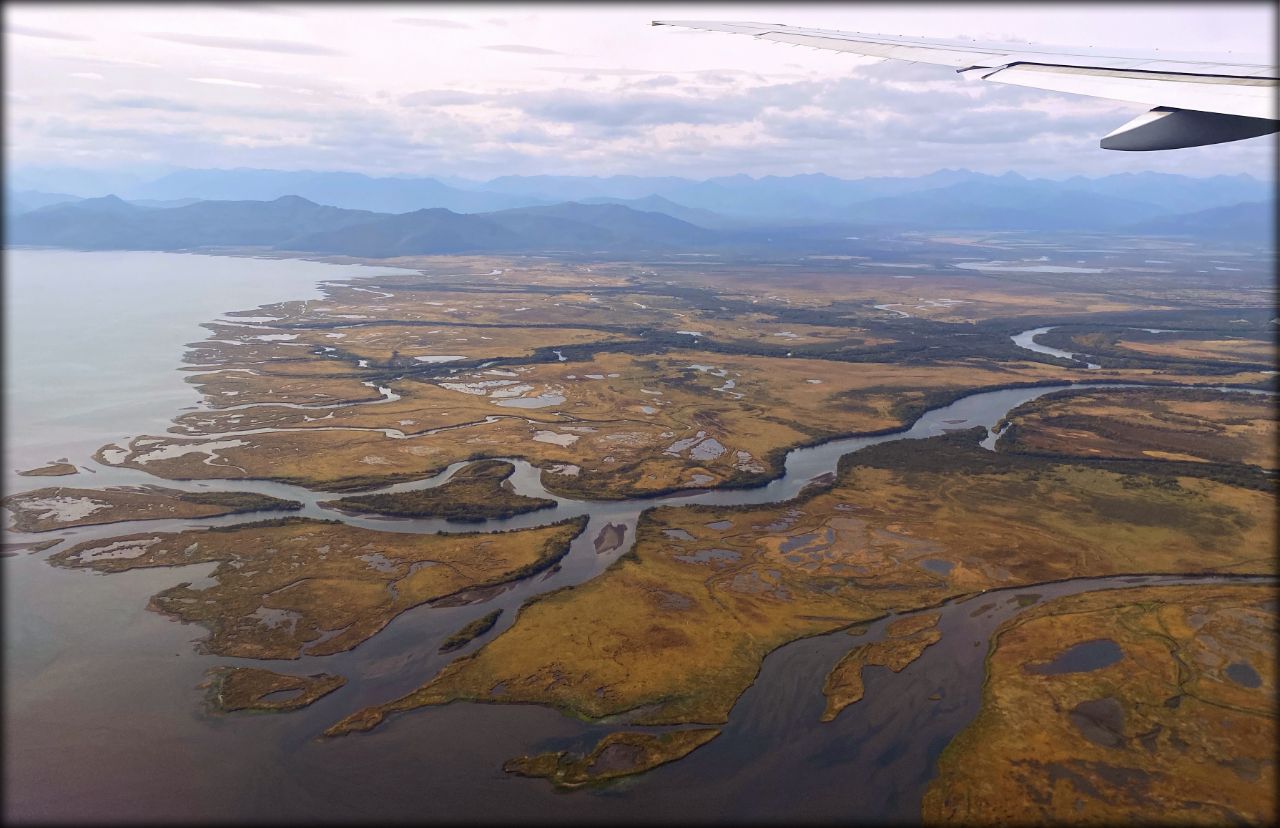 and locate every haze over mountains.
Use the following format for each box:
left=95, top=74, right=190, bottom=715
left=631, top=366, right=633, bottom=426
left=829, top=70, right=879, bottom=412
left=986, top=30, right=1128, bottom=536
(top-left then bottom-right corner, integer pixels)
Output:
left=6, top=167, right=1274, bottom=254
